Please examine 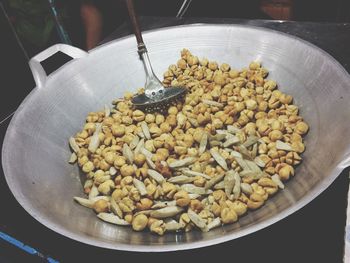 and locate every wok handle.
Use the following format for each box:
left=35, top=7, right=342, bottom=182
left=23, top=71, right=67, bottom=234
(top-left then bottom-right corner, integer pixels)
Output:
left=29, top=44, right=88, bottom=88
